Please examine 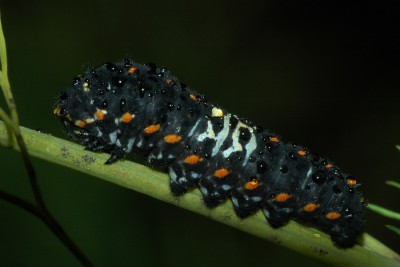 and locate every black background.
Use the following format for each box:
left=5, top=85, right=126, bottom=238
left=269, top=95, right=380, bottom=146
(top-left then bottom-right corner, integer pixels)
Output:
left=0, top=1, right=399, bottom=266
